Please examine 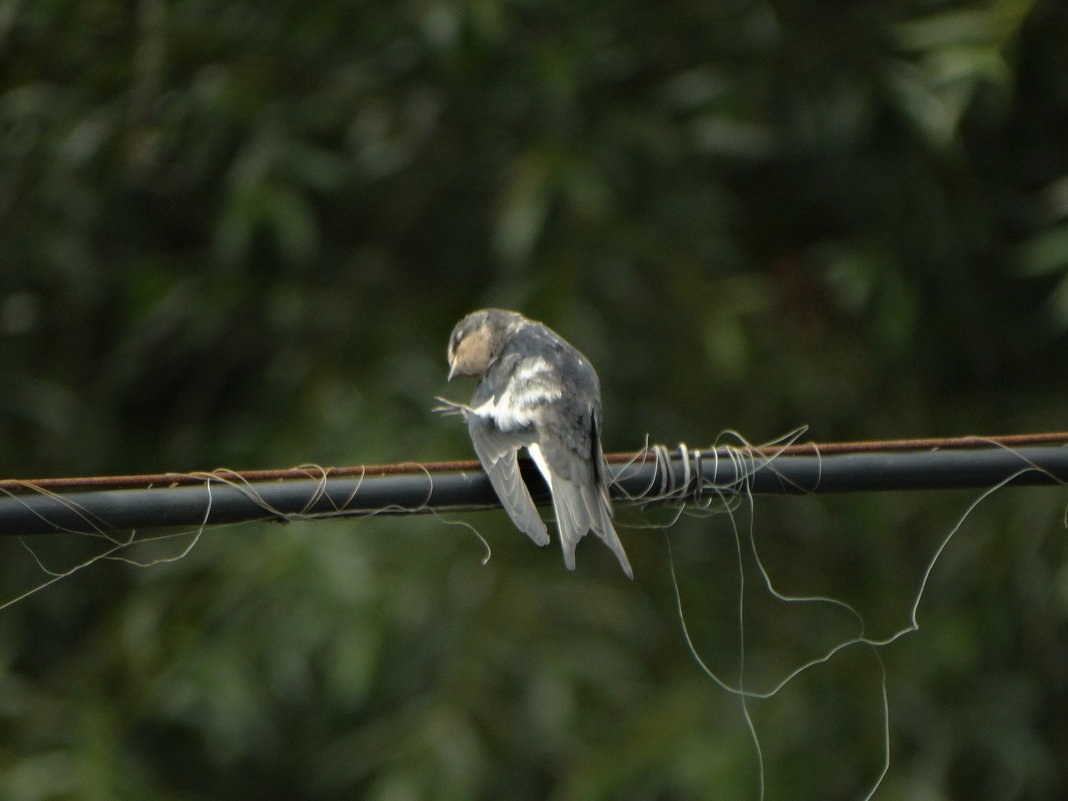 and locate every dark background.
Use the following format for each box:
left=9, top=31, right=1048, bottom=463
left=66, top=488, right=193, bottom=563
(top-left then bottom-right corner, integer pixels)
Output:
left=2, top=0, right=1068, bottom=798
